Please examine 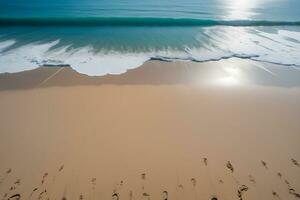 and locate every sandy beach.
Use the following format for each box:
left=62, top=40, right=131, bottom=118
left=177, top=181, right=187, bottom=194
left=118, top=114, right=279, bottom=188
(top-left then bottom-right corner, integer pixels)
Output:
left=0, top=58, right=300, bottom=200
